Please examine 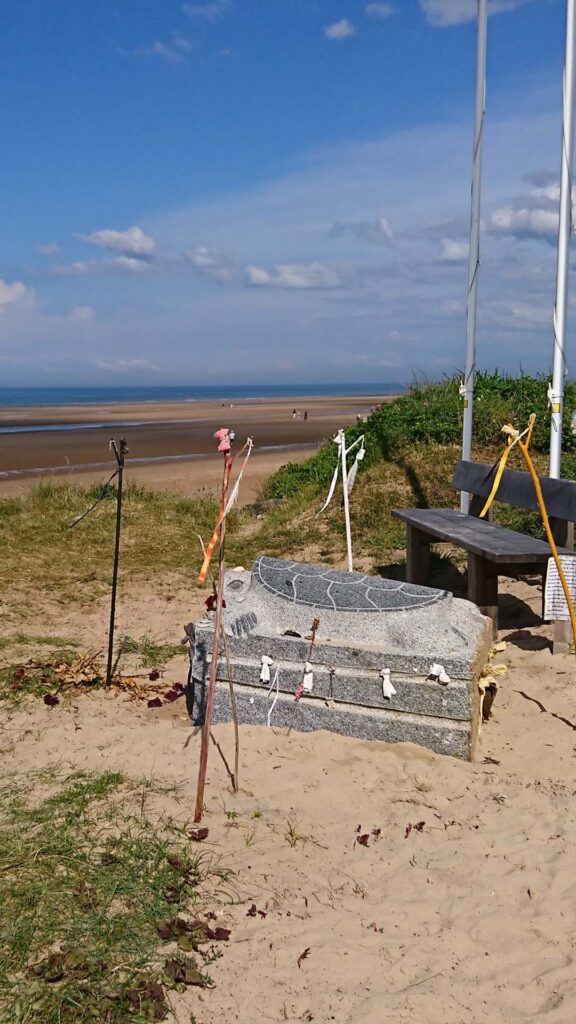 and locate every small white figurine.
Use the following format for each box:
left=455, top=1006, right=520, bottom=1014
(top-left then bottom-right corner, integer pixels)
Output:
left=260, top=655, right=274, bottom=683
left=381, top=668, right=396, bottom=700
